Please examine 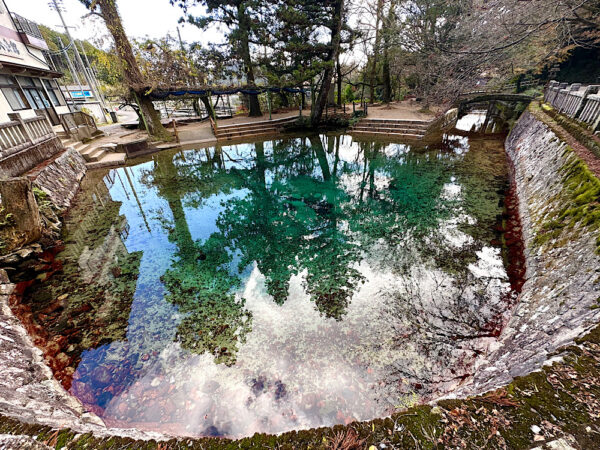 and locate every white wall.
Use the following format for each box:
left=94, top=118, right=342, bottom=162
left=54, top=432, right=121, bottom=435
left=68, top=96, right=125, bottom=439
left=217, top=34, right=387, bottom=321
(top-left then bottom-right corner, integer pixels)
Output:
left=0, top=1, right=49, bottom=71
